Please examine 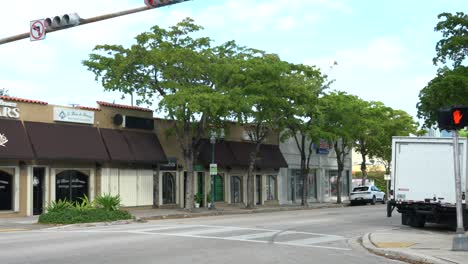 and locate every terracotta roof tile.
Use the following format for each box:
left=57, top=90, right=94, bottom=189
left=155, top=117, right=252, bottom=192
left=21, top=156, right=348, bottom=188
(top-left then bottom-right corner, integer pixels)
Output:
left=96, top=101, right=153, bottom=112
left=0, top=96, right=48, bottom=105
left=77, top=106, right=101, bottom=111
